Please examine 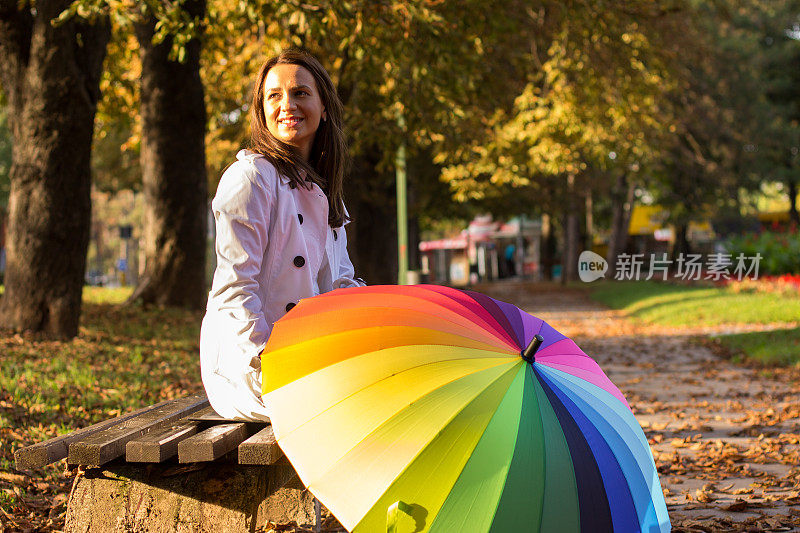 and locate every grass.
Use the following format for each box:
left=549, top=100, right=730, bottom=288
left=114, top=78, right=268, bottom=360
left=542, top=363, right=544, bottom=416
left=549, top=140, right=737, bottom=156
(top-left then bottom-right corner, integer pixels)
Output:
left=0, top=287, right=204, bottom=531
left=589, top=281, right=800, bottom=326
left=82, top=285, right=133, bottom=304
left=589, top=280, right=800, bottom=366
left=712, top=327, right=800, bottom=367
